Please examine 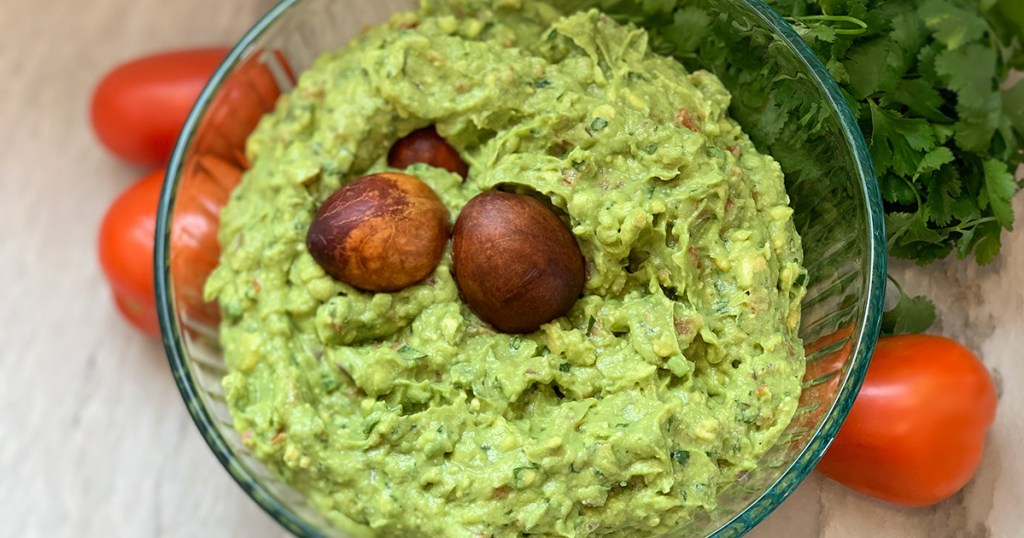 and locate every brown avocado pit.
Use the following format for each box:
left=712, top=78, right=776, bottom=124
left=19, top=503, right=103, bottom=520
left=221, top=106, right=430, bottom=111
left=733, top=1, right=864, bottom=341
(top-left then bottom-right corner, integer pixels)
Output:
left=306, top=172, right=450, bottom=292
left=387, top=126, right=469, bottom=179
left=451, top=190, right=585, bottom=333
